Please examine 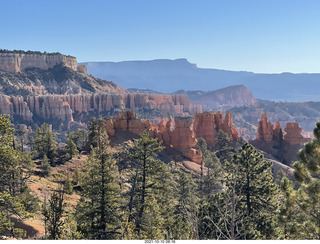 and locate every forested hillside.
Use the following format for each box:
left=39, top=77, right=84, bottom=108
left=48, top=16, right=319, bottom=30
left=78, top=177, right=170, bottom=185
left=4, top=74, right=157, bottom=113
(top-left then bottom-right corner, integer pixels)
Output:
left=1, top=113, right=320, bottom=240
